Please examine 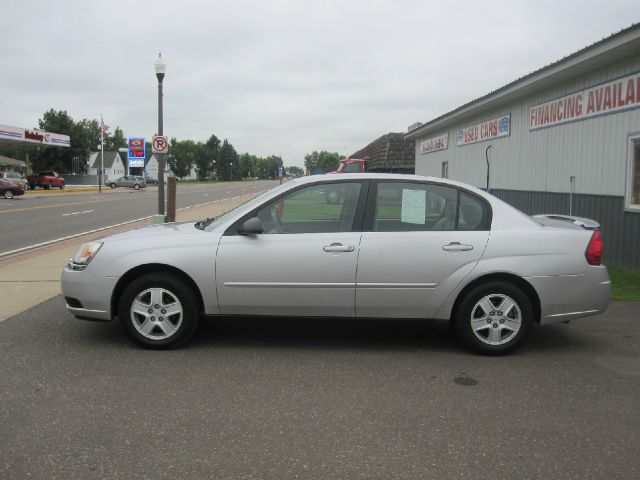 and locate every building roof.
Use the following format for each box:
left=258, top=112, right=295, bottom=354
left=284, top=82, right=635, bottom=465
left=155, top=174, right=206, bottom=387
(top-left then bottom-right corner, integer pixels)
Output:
left=350, top=132, right=415, bottom=172
left=0, top=155, right=26, bottom=168
left=89, top=151, right=122, bottom=169
left=405, top=23, right=640, bottom=140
